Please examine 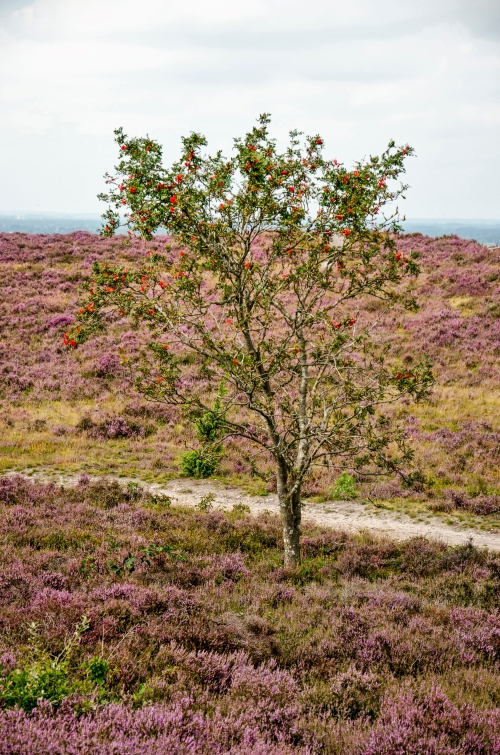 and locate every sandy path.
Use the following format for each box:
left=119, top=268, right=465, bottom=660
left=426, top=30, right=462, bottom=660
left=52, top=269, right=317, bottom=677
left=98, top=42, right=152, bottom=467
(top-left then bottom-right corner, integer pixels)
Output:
left=9, top=469, right=500, bottom=551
